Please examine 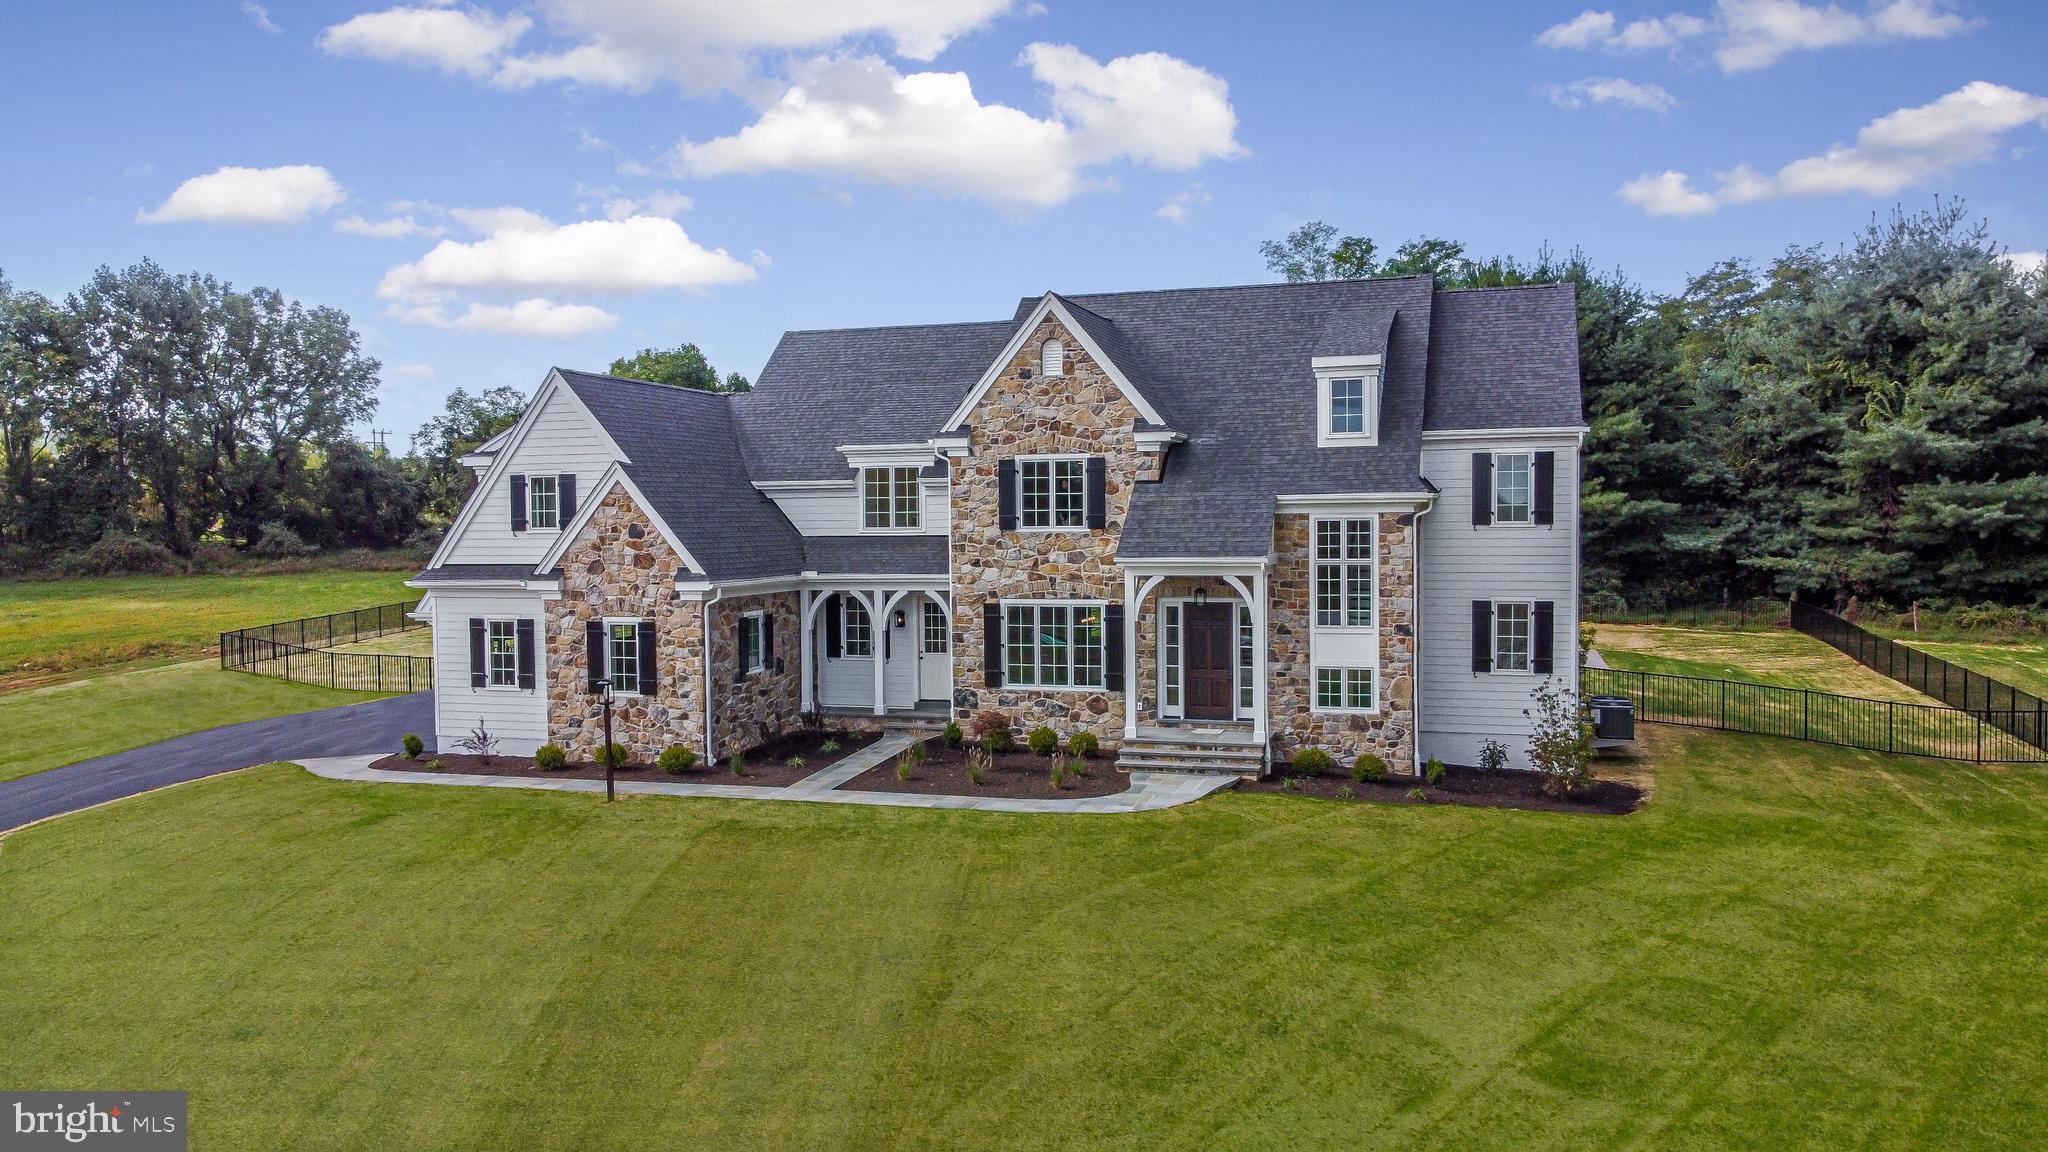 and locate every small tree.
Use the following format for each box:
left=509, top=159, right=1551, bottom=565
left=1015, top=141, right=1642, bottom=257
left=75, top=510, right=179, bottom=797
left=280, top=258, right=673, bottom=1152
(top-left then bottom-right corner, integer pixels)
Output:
left=1525, top=681, right=1595, bottom=798
left=1478, top=739, right=1509, bottom=775
left=455, top=719, right=499, bottom=765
